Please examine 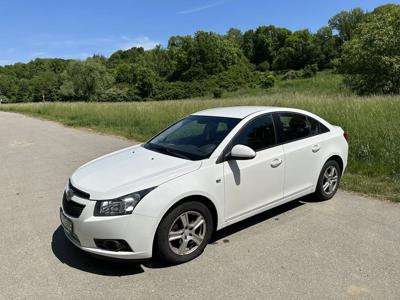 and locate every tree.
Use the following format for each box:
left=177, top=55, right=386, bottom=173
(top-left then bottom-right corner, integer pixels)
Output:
left=15, top=79, right=32, bottom=102
left=0, top=74, right=18, bottom=101
left=115, top=63, right=134, bottom=84
left=328, top=8, right=366, bottom=42
left=338, top=4, right=400, bottom=94
left=226, top=28, right=243, bottom=46
left=108, top=47, right=145, bottom=67
left=240, top=26, right=291, bottom=66
left=314, top=26, right=341, bottom=68
left=62, top=60, right=113, bottom=100
left=168, top=31, right=245, bottom=81
left=272, top=30, right=319, bottom=70
left=142, top=45, right=174, bottom=78
left=241, top=30, right=255, bottom=61
left=31, top=71, right=60, bottom=101
left=252, top=26, right=291, bottom=65
left=134, top=65, right=157, bottom=98
left=167, top=35, right=195, bottom=80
